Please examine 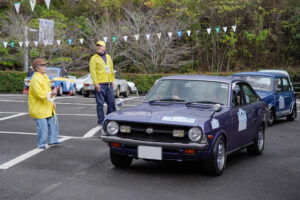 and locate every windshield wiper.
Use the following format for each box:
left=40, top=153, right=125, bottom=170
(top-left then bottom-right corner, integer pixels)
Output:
left=186, top=101, right=224, bottom=106
left=149, top=98, right=185, bottom=103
